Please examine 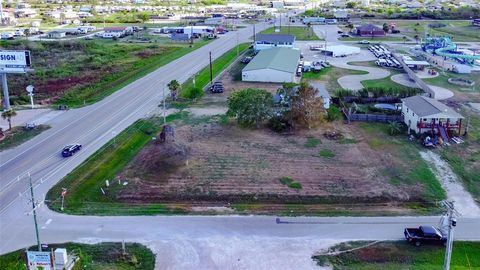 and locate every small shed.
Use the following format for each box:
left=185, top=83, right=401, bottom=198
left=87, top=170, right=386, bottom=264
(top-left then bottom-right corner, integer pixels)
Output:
left=320, top=45, right=360, bottom=57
